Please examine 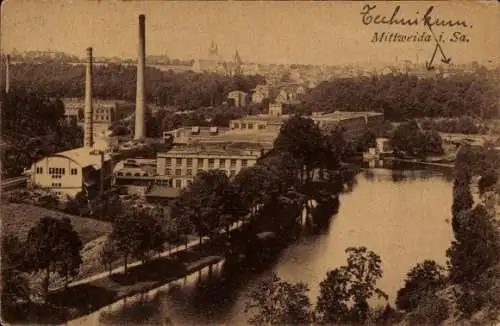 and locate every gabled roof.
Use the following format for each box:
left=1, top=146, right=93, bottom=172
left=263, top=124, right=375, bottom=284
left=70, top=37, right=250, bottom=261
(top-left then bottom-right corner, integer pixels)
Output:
left=53, top=147, right=112, bottom=169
